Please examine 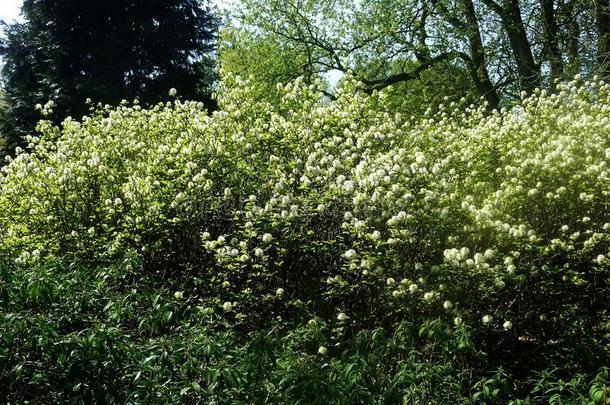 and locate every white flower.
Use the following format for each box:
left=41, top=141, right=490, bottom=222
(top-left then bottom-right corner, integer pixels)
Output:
left=503, top=320, right=513, bottom=330
left=343, top=181, right=354, bottom=192
left=344, top=249, right=357, bottom=260
left=443, top=300, right=453, bottom=310
left=174, top=291, right=184, bottom=299
left=482, top=315, right=493, bottom=325
left=276, top=288, right=285, bottom=297
left=169, top=88, right=177, bottom=97
left=415, top=151, right=426, bottom=164
left=337, top=312, right=349, bottom=322
left=222, top=302, right=233, bottom=312
left=474, top=253, right=484, bottom=264
left=318, top=346, right=328, bottom=355
left=408, top=284, right=418, bottom=294
left=454, top=317, right=463, bottom=326
left=262, top=233, right=273, bottom=243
